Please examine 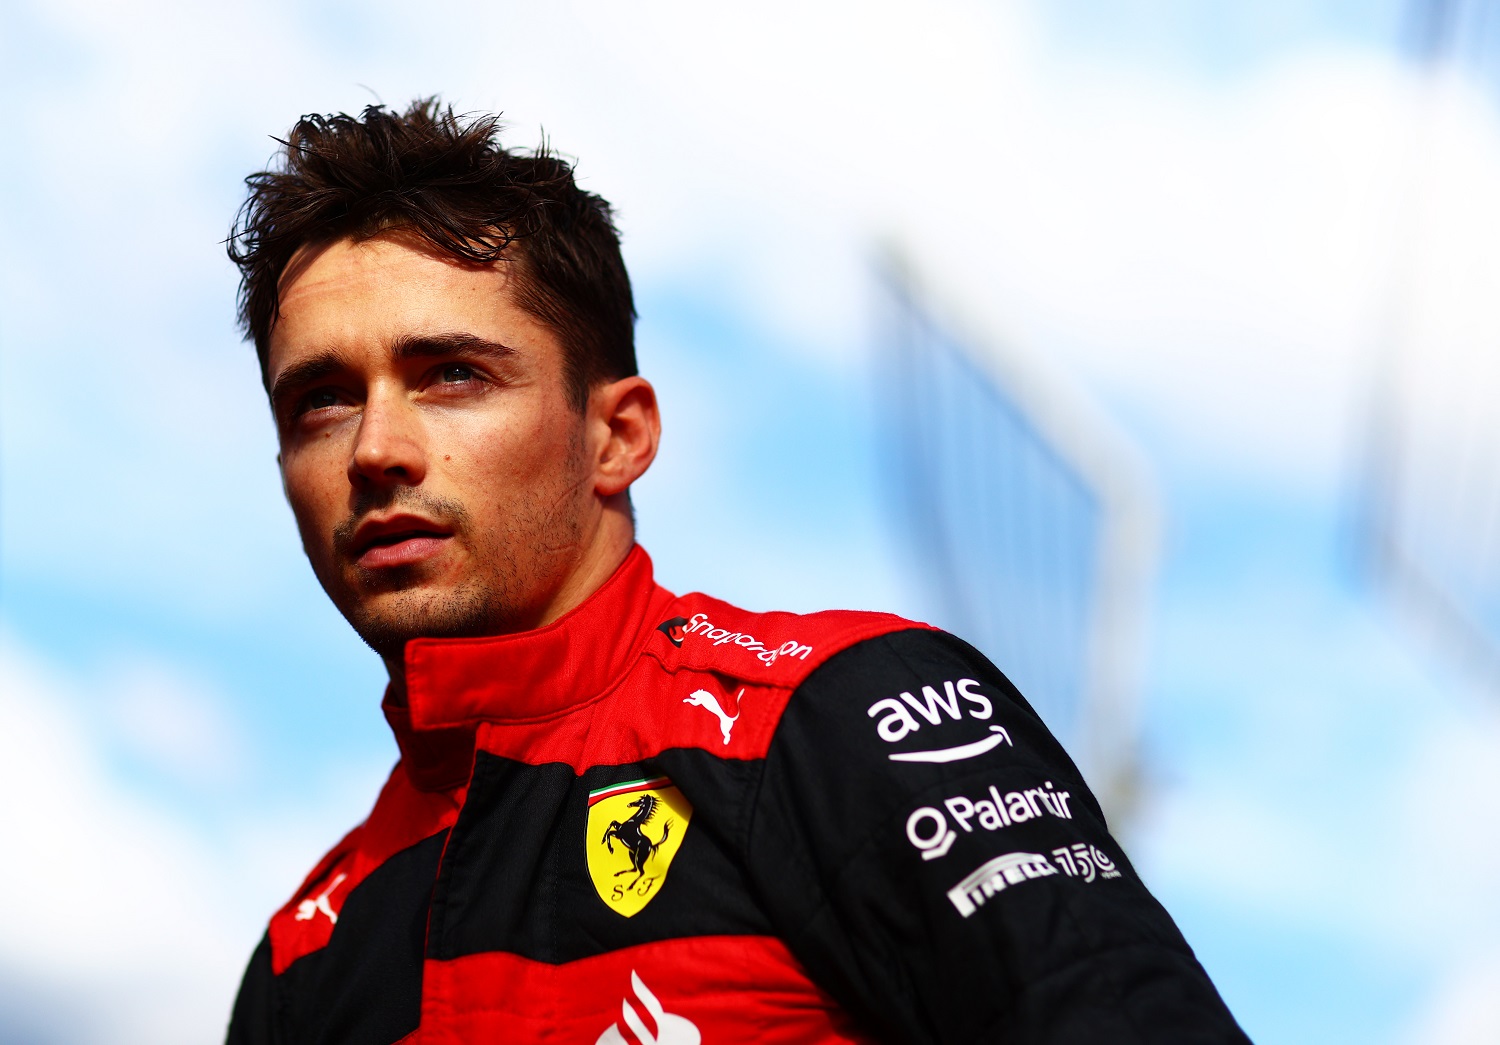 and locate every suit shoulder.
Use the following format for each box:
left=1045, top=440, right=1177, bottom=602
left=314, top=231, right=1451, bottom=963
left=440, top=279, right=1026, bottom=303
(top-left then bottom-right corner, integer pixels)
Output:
left=264, top=761, right=458, bottom=974
left=645, top=590, right=933, bottom=688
